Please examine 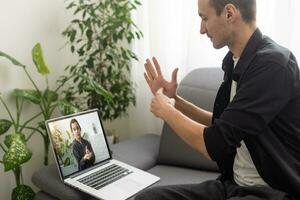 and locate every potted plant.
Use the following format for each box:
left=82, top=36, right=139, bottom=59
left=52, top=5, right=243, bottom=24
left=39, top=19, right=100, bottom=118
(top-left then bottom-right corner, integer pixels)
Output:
left=61, top=0, right=143, bottom=125
left=1, top=44, right=80, bottom=167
